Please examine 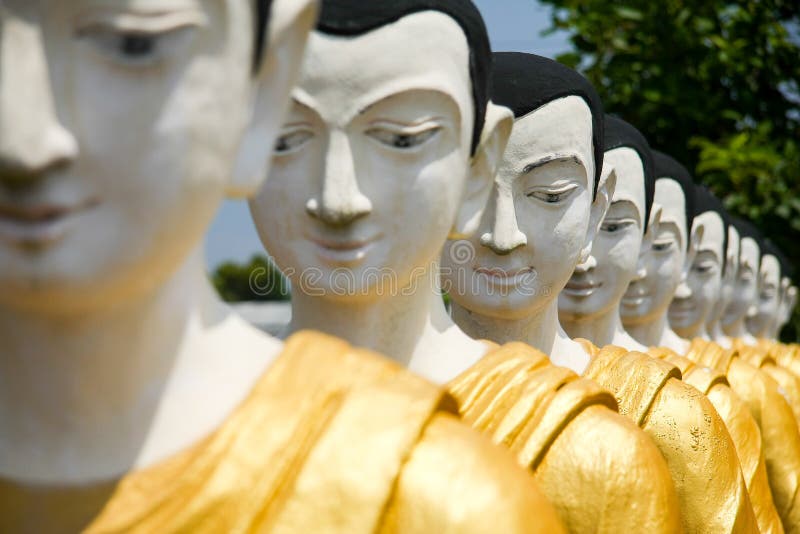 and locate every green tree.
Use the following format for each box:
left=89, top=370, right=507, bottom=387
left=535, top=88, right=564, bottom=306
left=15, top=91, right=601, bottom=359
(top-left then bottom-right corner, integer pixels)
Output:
left=212, top=255, right=291, bottom=302
left=540, top=0, right=800, bottom=340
